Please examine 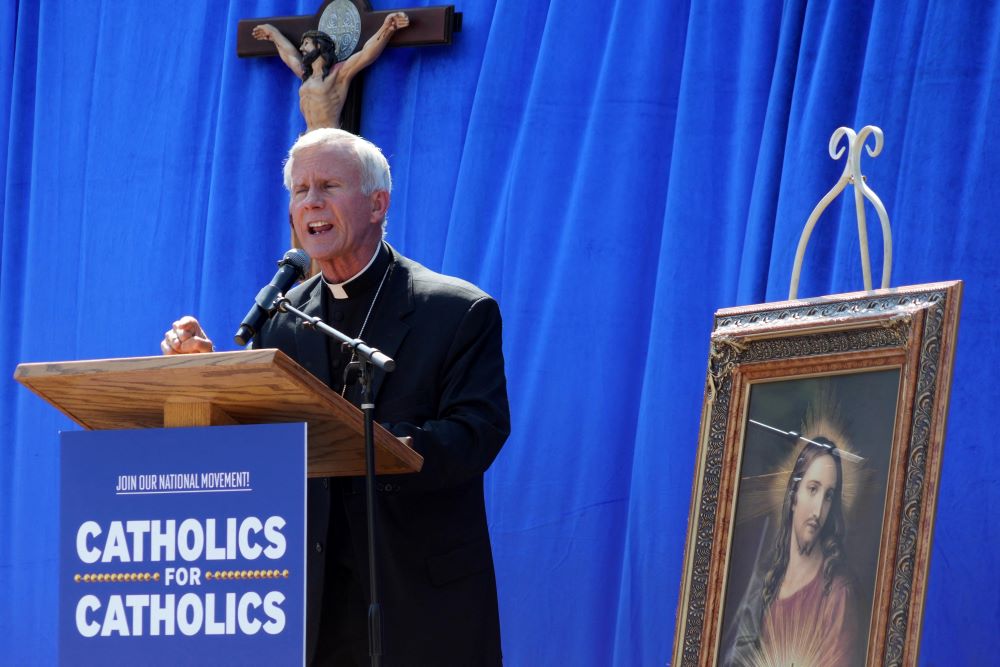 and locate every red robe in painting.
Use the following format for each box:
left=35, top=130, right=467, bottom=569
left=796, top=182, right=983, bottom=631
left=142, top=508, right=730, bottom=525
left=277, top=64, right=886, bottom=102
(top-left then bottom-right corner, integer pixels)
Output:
left=760, top=570, right=860, bottom=667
